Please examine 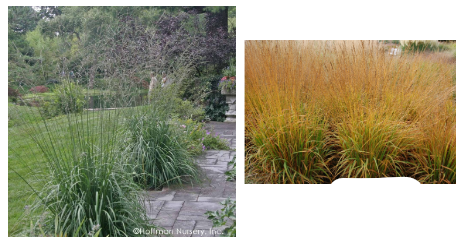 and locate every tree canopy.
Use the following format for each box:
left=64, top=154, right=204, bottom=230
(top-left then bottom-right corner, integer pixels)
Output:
left=8, top=6, right=236, bottom=89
